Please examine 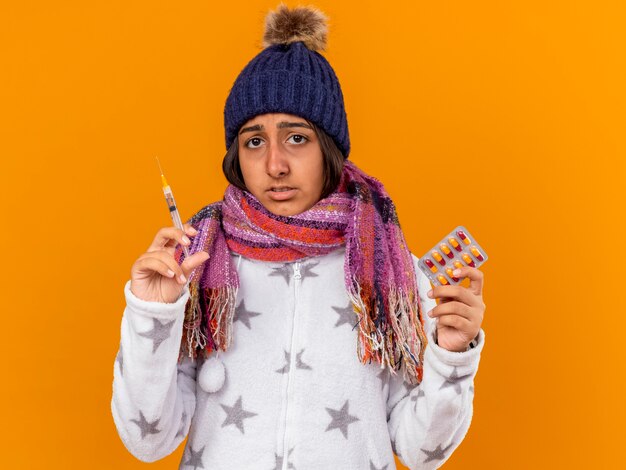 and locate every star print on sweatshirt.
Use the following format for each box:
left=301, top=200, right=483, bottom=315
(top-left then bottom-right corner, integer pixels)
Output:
left=112, top=249, right=485, bottom=469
